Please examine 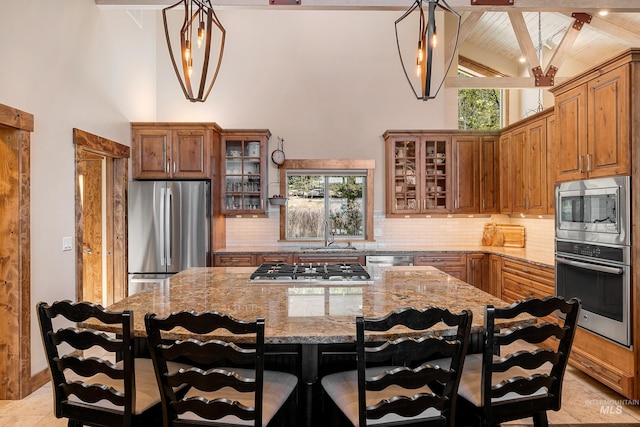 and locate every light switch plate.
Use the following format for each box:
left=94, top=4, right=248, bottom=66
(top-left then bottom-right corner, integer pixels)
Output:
left=62, top=236, right=73, bottom=251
